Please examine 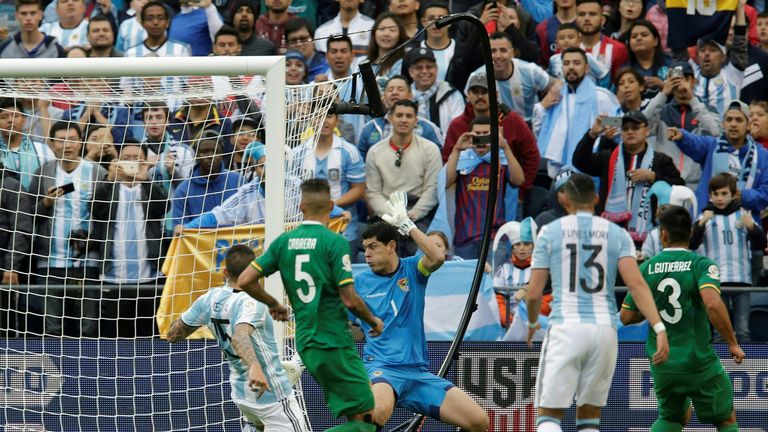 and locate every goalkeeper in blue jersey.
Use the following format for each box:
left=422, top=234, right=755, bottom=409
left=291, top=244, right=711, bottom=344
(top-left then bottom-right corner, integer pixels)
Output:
left=353, top=192, right=489, bottom=430
left=166, top=245, right=308, bottom=432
